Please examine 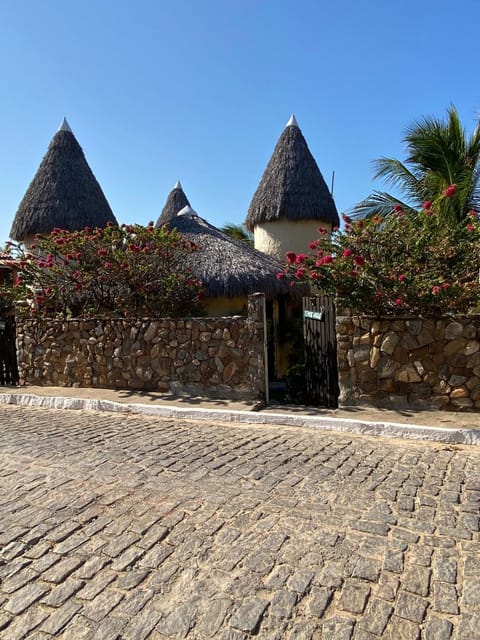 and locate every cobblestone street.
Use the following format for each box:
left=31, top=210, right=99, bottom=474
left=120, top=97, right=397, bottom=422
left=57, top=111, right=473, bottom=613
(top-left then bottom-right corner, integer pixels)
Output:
left=0, top=405, right=479, bottom=639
